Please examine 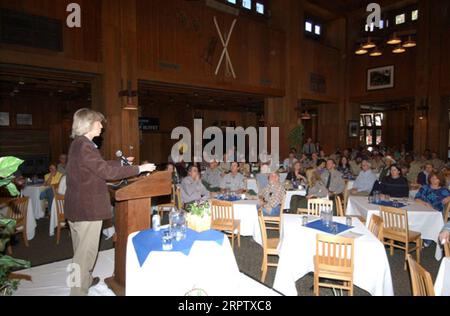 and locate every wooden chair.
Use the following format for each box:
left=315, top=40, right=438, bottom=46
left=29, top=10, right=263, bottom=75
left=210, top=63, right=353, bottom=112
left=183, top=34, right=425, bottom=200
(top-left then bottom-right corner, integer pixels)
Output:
left=7, top=197, right=29, bottom=250
left=368, top=215, right=384, bottom=242
left=258, top=211, right=279, bottom=283
left=443, top=202, right=450, bottom=224
left=308, top=198, right=333, bottom=217
left=54, top=193, right=67, bottom=245
left=380, top=206, right=422, bottom=270
left=210, top=199, right=241, bottom=248
left=261, top=194, right=286, bottom=232
left=444, top=242, right=449, bottom=258
left=406, top=254, right=435, bottom=296
left=50, top=183, right=59, bottom=196
left=336, top=195, right=366, bottom=224
left=314, top=234, right=355, bottom=296
left=157, top=185, right=179, bottom=218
